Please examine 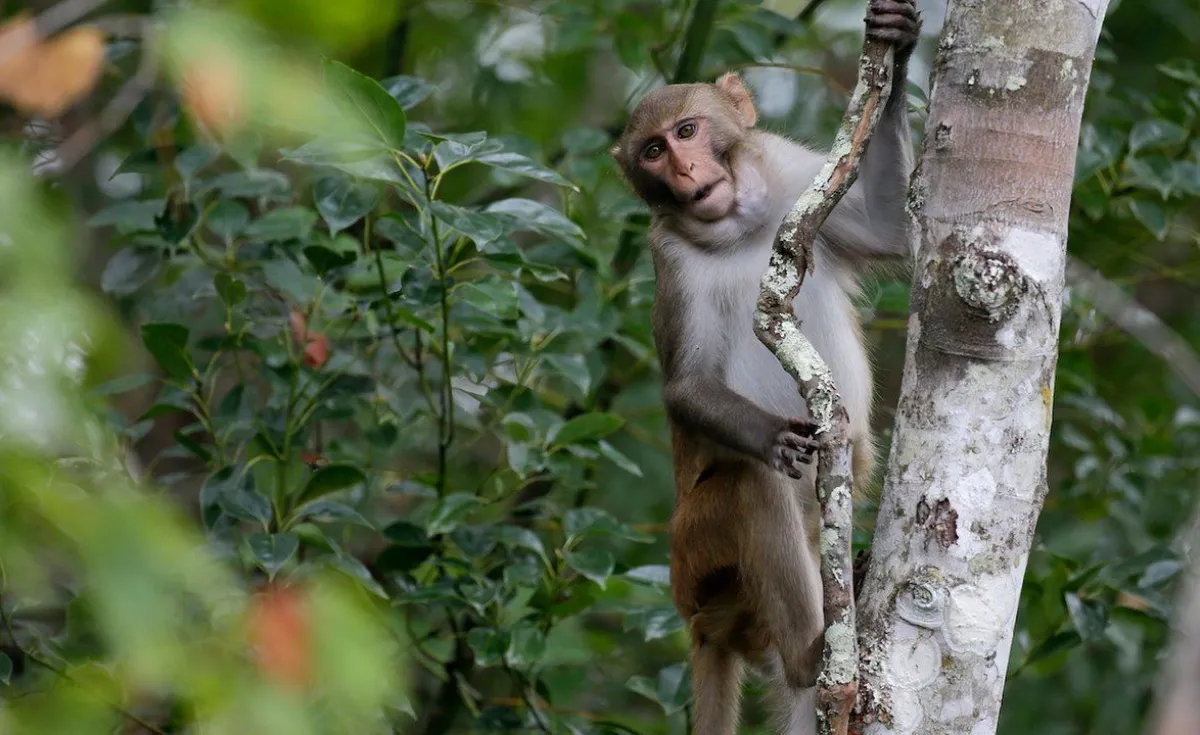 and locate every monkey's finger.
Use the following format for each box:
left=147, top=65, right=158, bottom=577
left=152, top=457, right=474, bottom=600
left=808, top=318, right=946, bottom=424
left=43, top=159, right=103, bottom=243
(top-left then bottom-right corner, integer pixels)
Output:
left=866, top=27, right=919, bottom=46
left=781, top=432, right=820, bottom=453
left=868, top=0, right=918, bottom=19
left=786, top=417, right=818, bottom=436
left=867, top=13, right=919, bottom=31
